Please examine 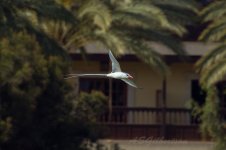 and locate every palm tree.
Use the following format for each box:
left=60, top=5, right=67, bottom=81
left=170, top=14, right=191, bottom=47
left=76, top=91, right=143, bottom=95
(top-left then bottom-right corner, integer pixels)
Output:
left=0, top=0, right=75, bottom=56
left=196, top=1, right=226, bottom=150
left=196, top=0, right=226, bottom=88
left=43, top=0, right=198, bottom=74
